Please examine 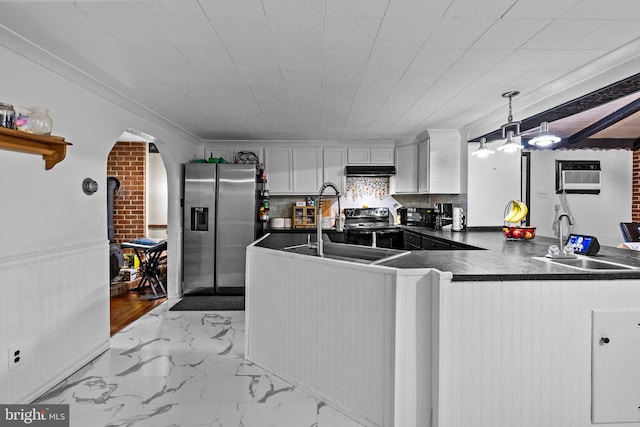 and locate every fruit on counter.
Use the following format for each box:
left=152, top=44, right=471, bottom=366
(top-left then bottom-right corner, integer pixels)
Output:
left=503, top=200, right=528, bottom=223
left=503, top=226, right=536, bottom=239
